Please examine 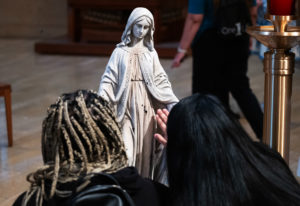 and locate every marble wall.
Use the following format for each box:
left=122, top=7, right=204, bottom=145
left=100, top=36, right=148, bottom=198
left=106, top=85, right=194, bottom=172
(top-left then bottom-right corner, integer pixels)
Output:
left=0, top=0, right=67, bottom=38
